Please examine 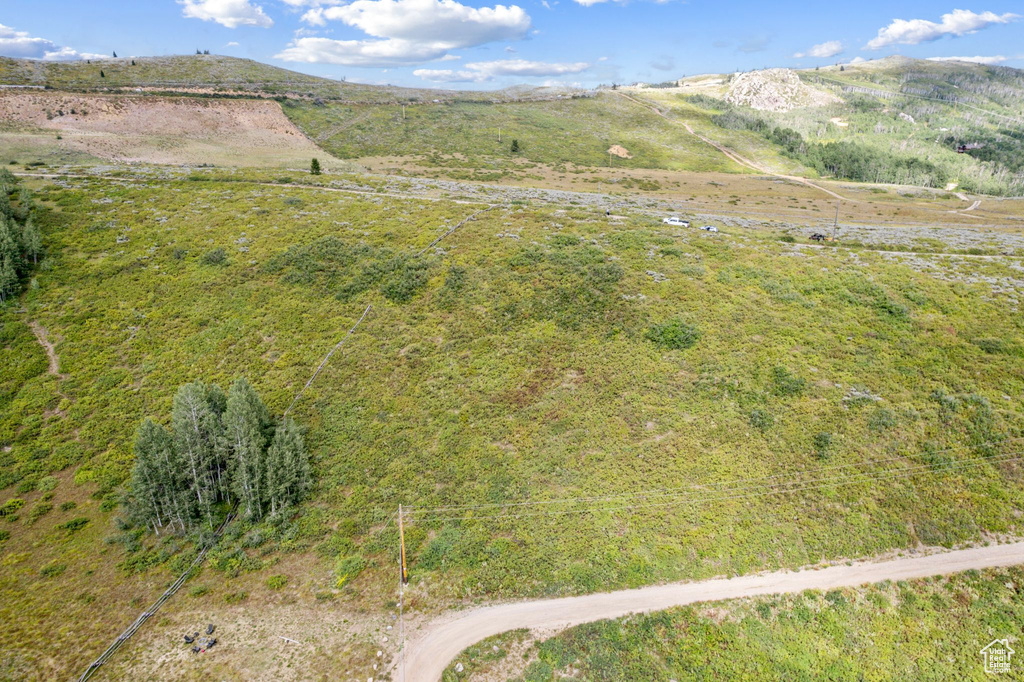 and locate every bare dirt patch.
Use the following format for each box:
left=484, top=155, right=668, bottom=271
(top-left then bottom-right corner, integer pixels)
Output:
left=607, top=144, right=632, bottom=159
left=726, top=69, right=841, bottom=112
left=0, top=92, right=338, bottom=168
